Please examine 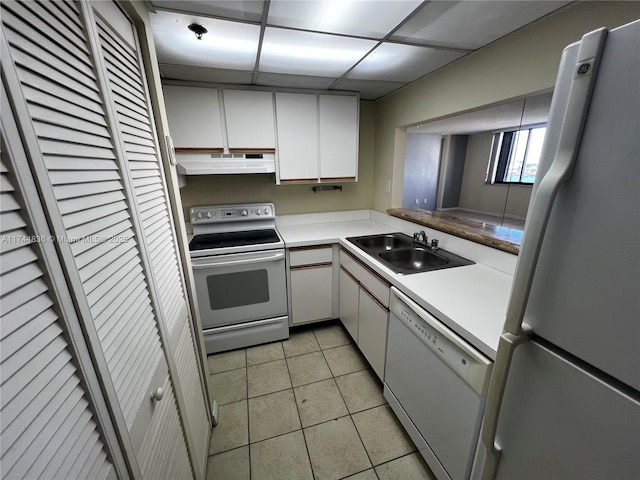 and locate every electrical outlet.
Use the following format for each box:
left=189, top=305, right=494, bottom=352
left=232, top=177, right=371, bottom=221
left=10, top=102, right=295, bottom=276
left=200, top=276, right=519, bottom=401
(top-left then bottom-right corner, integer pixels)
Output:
left=415, top=198, right=419, bottom=204
left=385, top=180, right=391, bottom=193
